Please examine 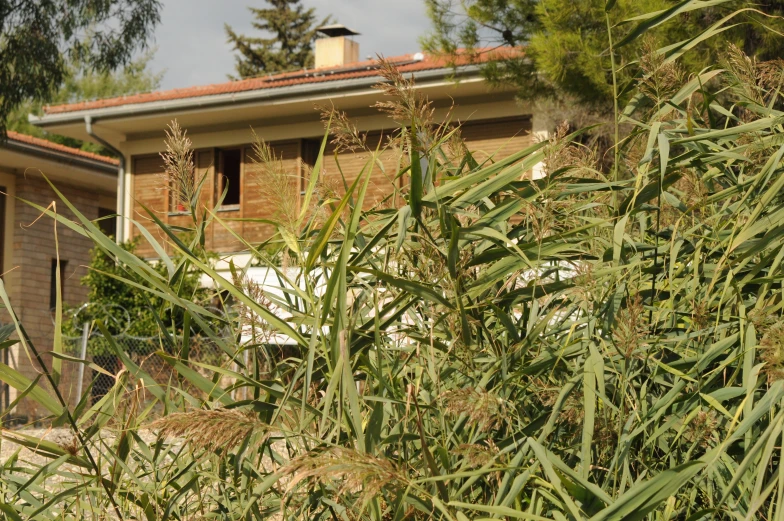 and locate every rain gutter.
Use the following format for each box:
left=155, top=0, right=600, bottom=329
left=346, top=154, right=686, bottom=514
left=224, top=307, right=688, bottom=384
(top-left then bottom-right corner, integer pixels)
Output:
left=84, top=115, right=125, bottom=242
